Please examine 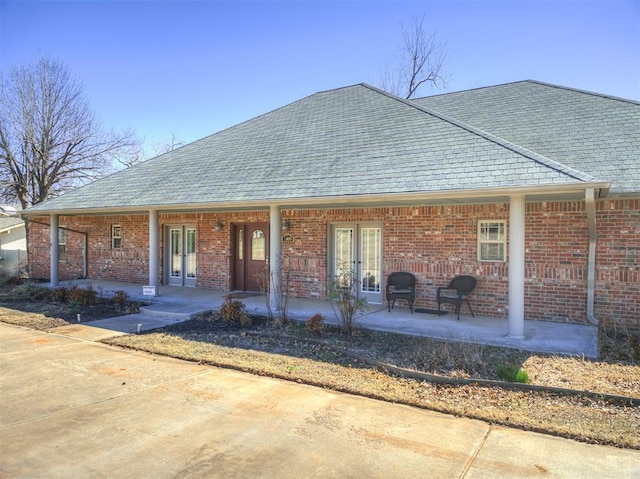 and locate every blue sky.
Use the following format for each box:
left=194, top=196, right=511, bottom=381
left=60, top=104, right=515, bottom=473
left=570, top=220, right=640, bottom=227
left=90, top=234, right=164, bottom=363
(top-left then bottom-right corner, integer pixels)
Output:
left=2, top=0, right=639, bottom=155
